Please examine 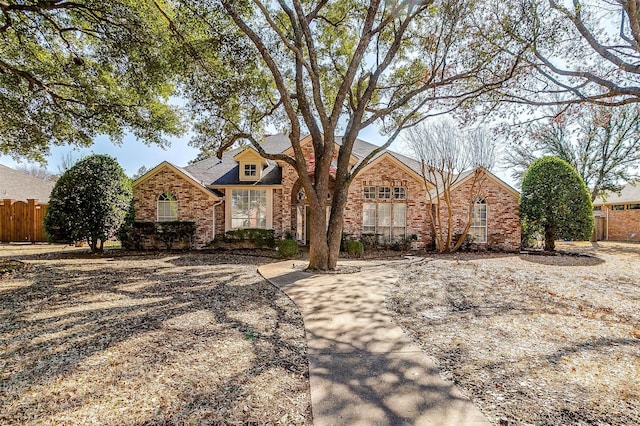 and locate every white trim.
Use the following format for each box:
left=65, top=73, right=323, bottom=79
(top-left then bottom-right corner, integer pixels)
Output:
left=225, top=187, right=273, bottom=231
